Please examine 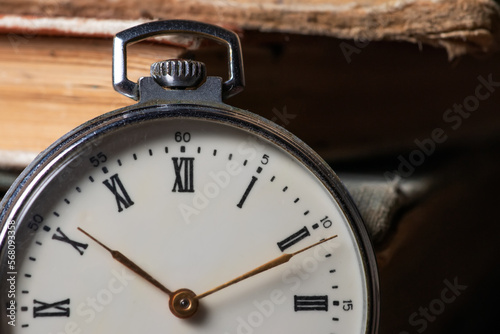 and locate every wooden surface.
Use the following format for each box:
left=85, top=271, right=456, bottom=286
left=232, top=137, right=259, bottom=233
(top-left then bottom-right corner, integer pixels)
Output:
left=1, top=31, right=500, bottom=166
left=0, top=35, right=183, bottom=161
left=0, top=0, right=499, bottom=58
left=0, top=0, right=499, bottom=163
